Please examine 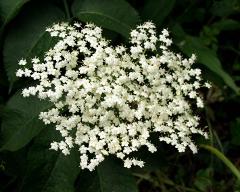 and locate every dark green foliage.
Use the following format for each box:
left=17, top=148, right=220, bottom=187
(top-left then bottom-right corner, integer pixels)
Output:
left=0, top=0, right=240, bottom=191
